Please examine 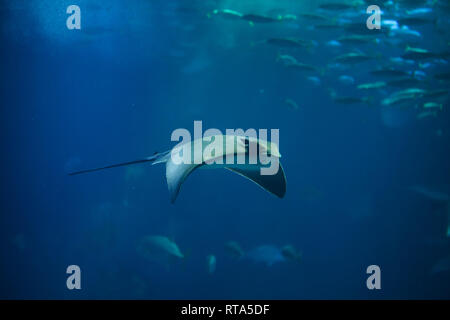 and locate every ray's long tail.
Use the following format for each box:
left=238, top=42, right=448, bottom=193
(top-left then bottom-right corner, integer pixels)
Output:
left=68, top=150, right=170, bottom=176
